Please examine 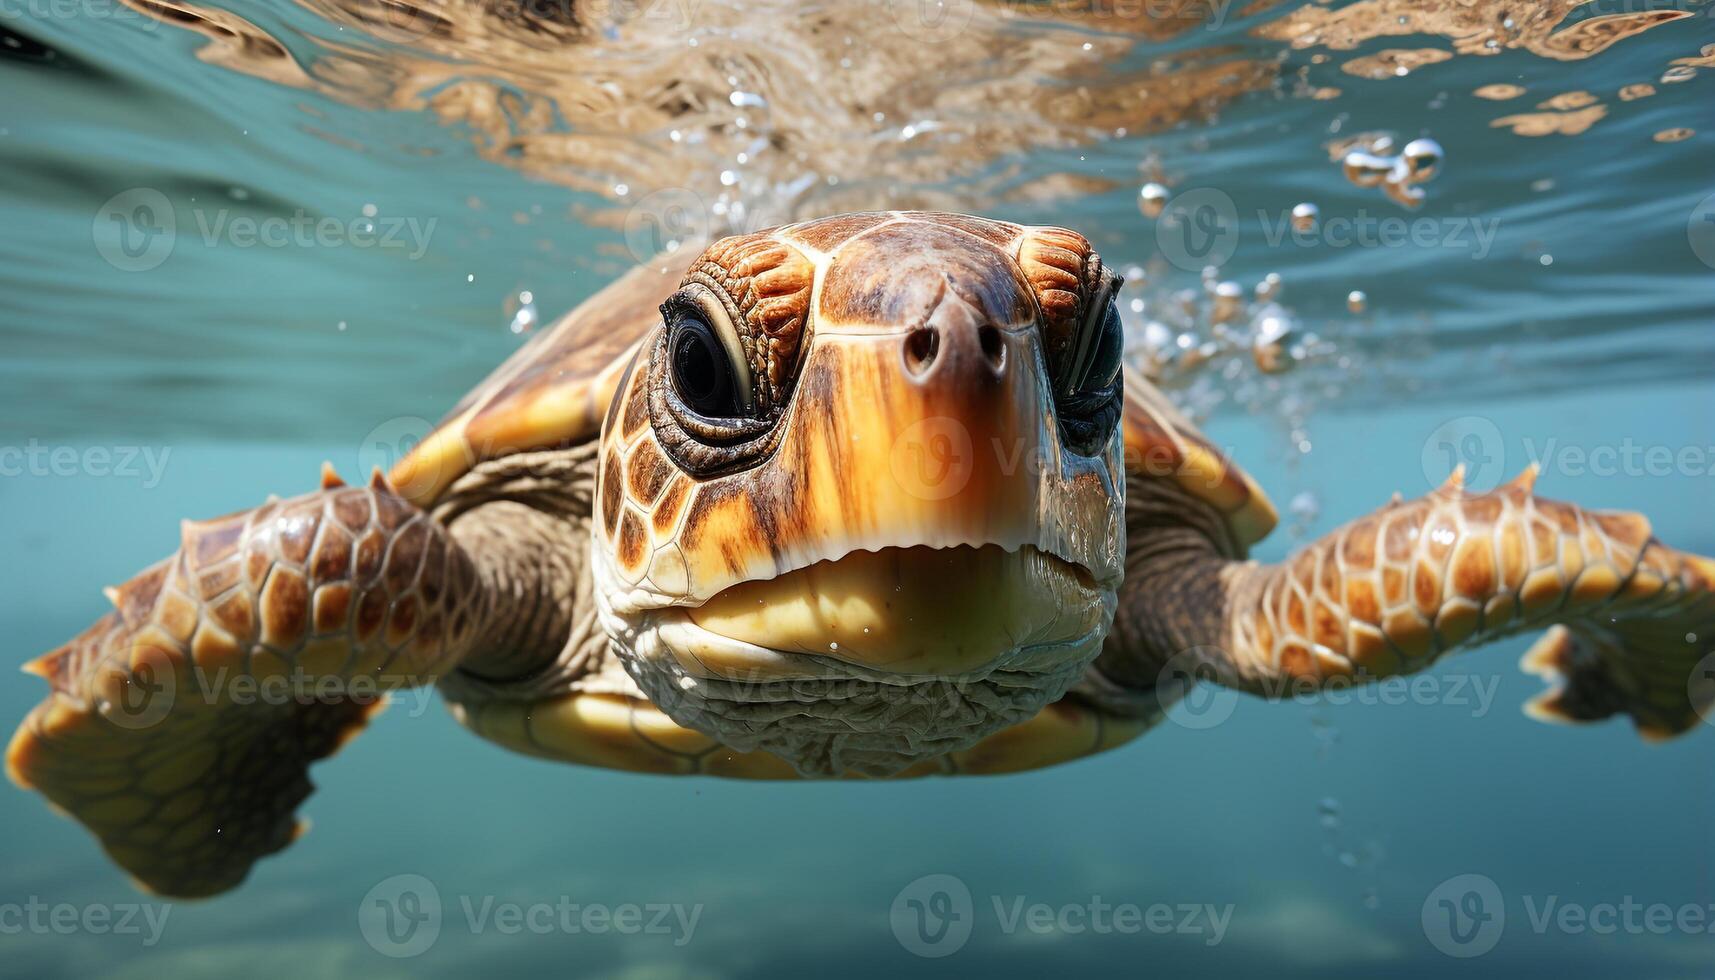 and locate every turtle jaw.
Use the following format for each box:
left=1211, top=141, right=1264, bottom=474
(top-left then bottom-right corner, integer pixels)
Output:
left=680, top=544, right=1108, bottom=677
left=593, top=542, right=1117, bottom=777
